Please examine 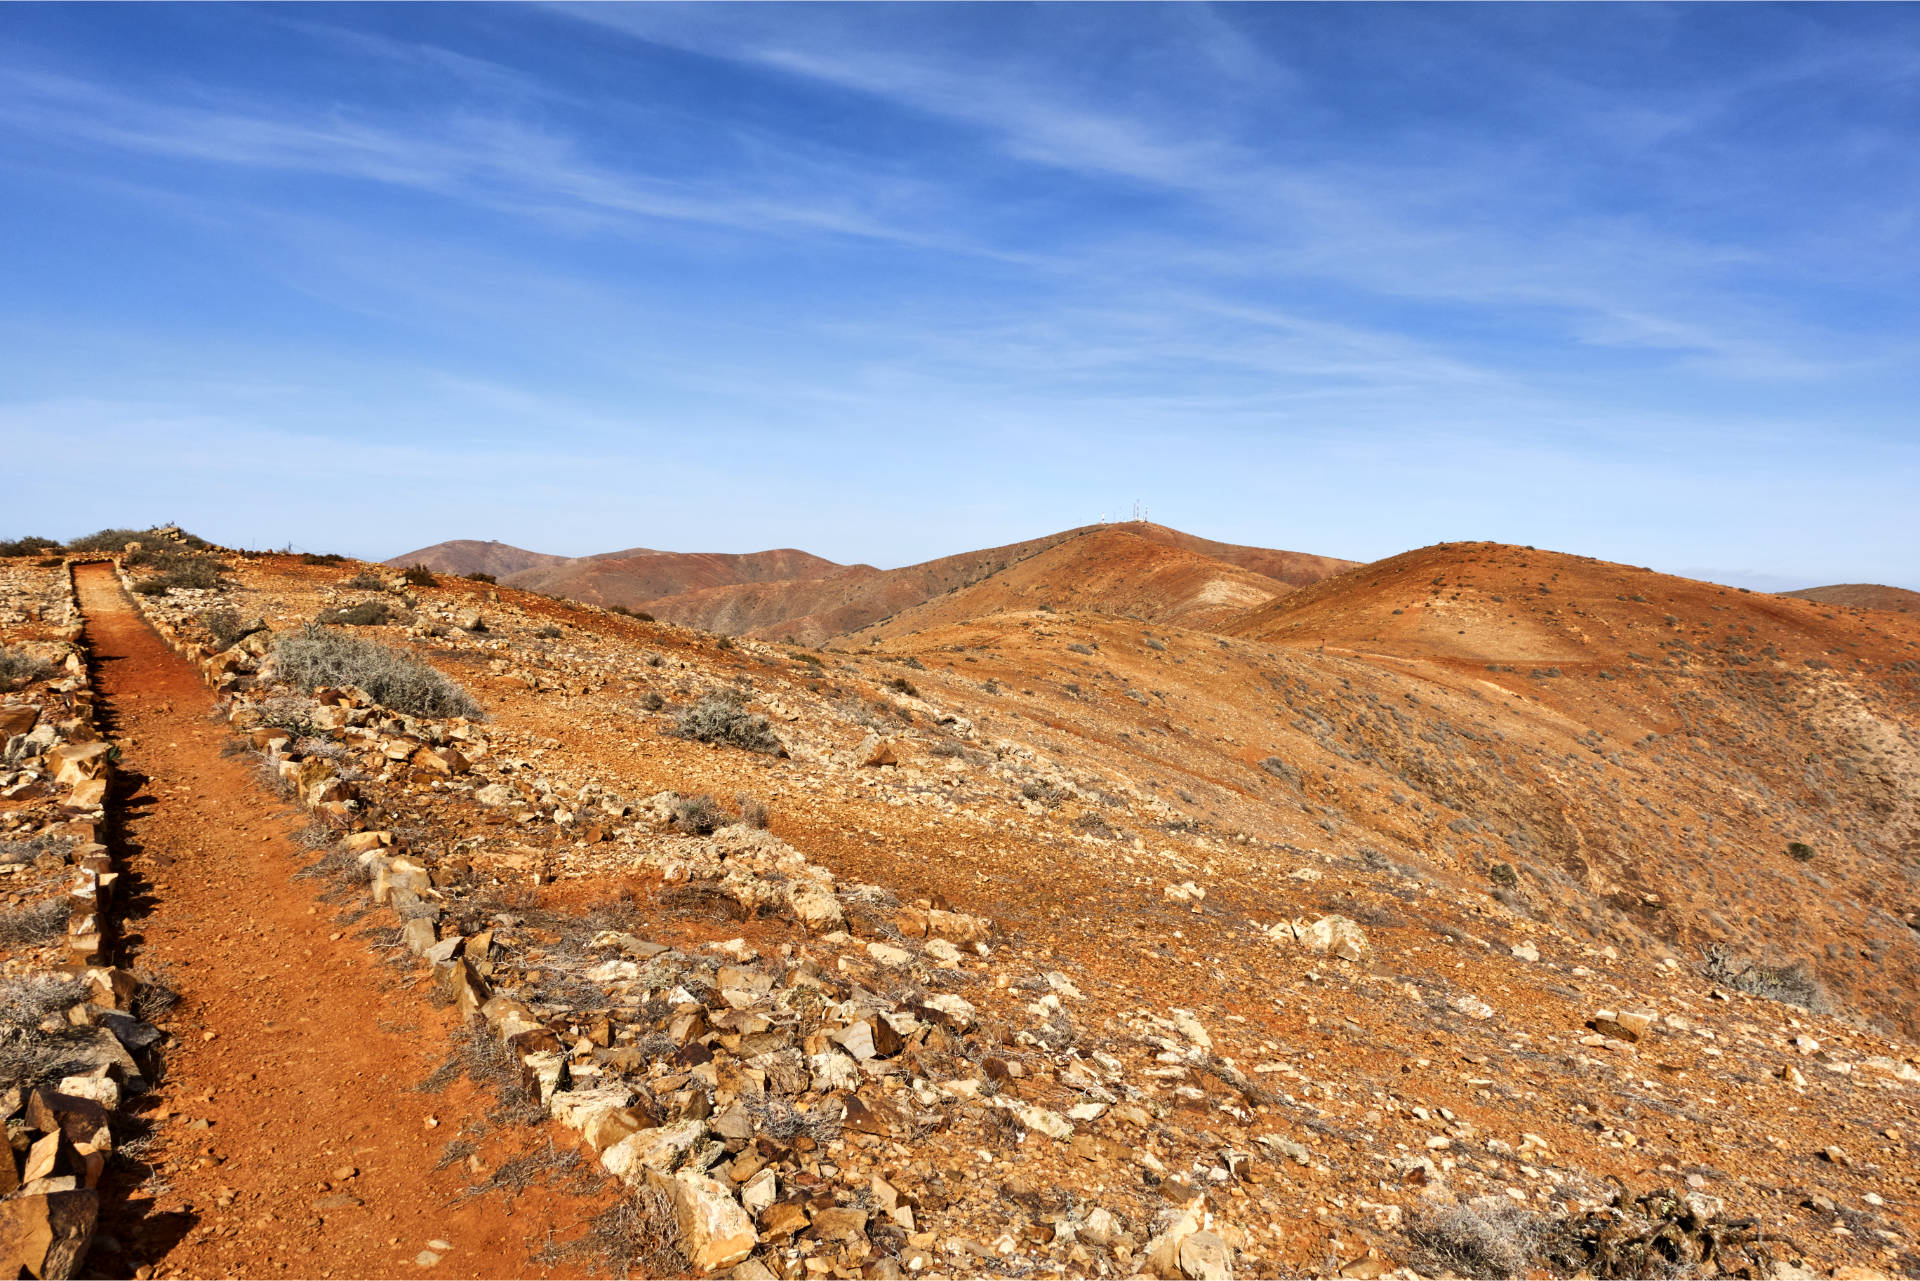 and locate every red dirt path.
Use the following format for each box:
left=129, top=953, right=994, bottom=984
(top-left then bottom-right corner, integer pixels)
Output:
left=73, top=564, right=606, bottom=1280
